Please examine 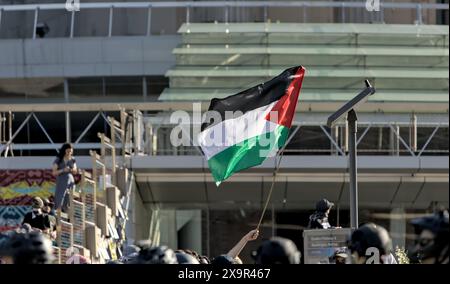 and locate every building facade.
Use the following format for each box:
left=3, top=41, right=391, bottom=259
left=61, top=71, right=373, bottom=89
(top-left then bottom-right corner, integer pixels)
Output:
left=0, top=0, right=448, bottom=263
